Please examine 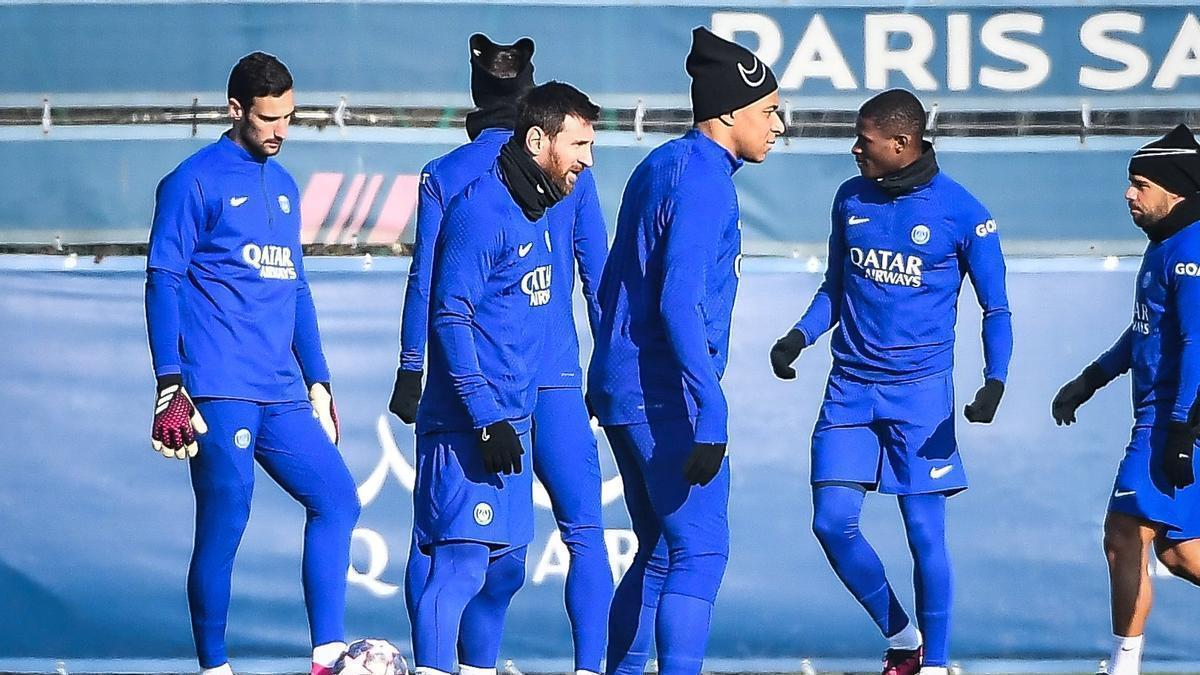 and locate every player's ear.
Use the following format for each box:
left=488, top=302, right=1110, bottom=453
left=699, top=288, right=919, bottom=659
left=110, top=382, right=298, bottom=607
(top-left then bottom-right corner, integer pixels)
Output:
left=525, top=126, right=547, bottom=157
left=718, top=111, right=736, bottom=128
left=228, top=98, right=244, bottom=123
left=893, top=132, right=911, bottom=154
